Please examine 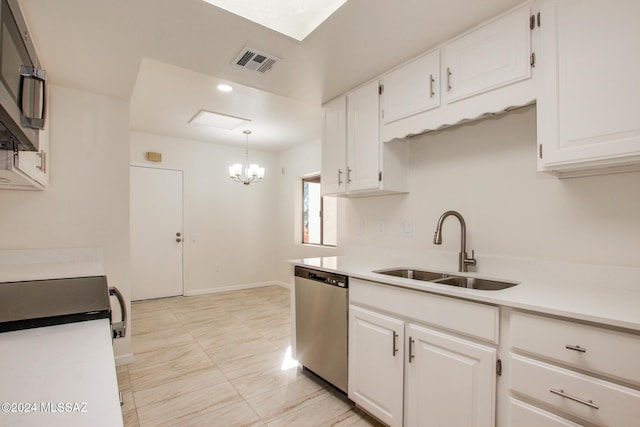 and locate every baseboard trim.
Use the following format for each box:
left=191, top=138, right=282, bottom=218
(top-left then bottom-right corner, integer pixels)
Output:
left=184, top=280, right=289, bottom=296
left=115, top=353, right=134, bottom=366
